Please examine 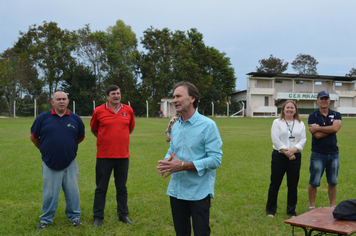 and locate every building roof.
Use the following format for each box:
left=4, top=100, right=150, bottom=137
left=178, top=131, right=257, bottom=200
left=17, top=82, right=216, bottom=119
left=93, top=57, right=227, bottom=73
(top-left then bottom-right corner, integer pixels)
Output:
left=246, top=72, right=356, bottom=82
left=230, top=90, right=247, bottom=96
